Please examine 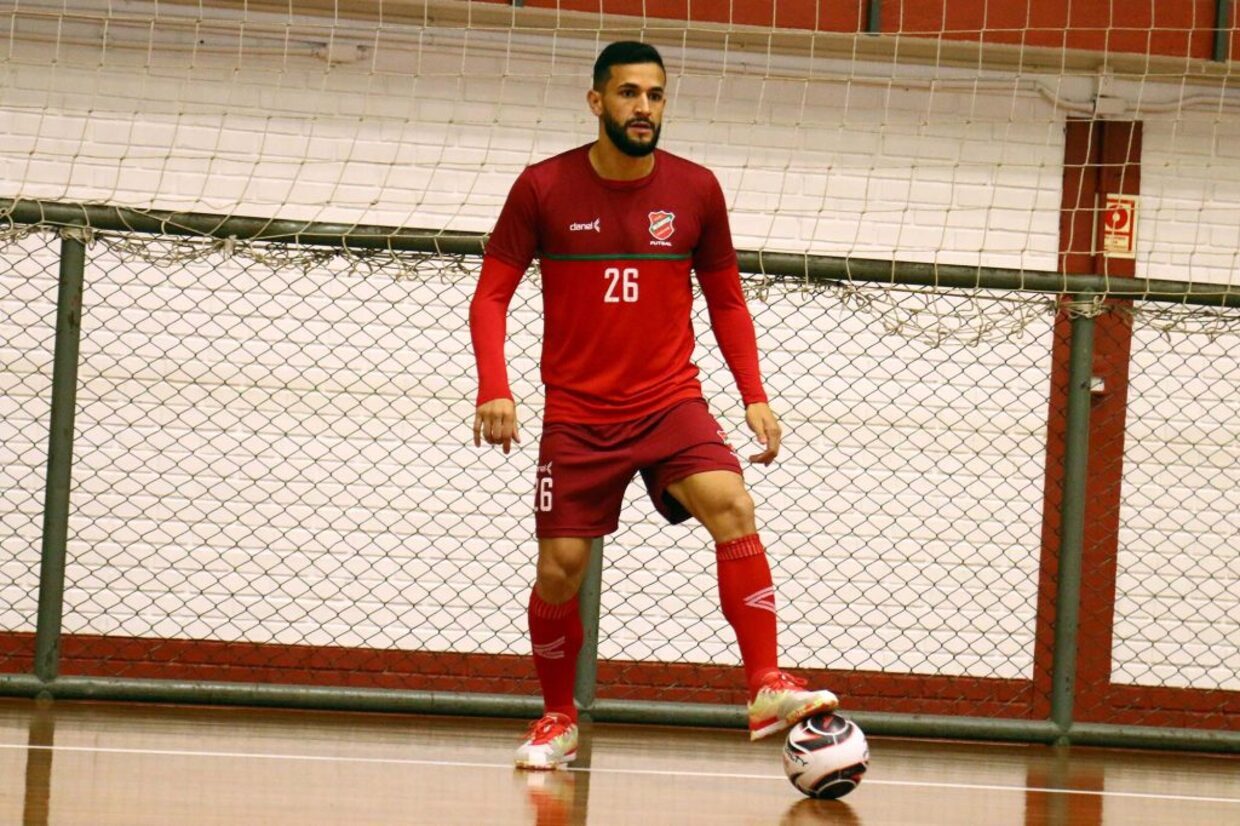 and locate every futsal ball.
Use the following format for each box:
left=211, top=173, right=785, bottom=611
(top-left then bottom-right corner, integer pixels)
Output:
left=782, top=713, right=869, bottom=800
